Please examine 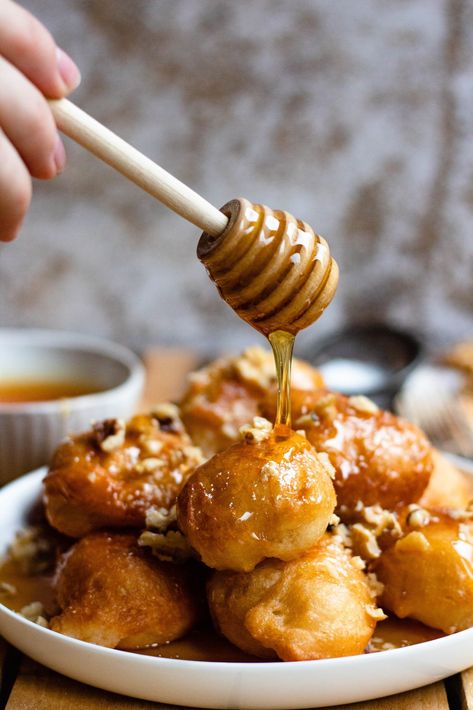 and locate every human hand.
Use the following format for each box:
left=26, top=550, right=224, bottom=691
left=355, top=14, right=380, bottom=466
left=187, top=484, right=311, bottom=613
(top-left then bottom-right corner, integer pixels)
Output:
left=0, top=0, right=81, bottom=241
